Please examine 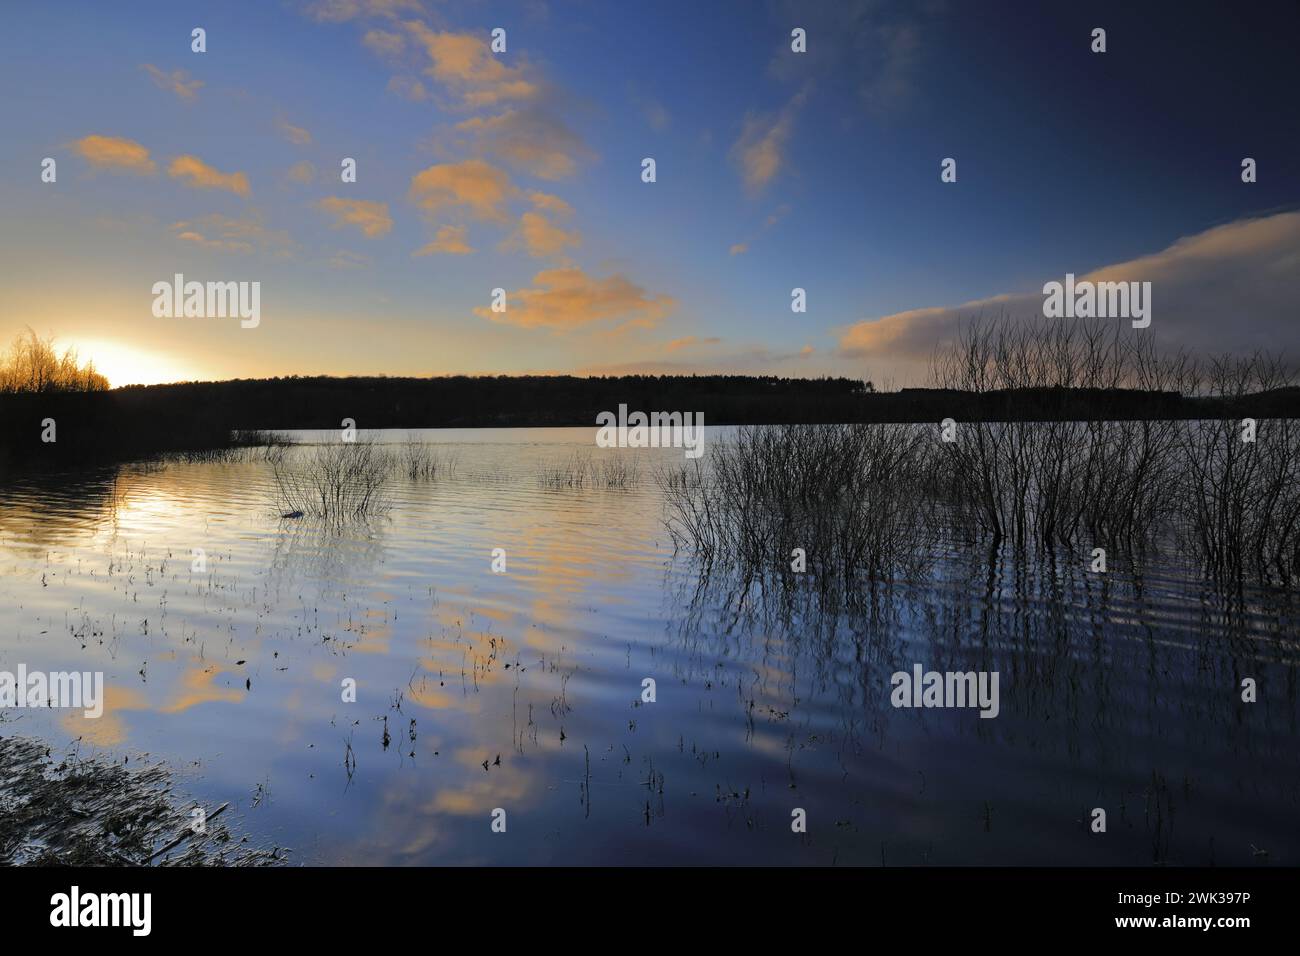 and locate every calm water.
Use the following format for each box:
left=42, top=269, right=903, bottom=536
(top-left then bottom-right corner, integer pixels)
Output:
left=2, top=427, right=1298, bottom=865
